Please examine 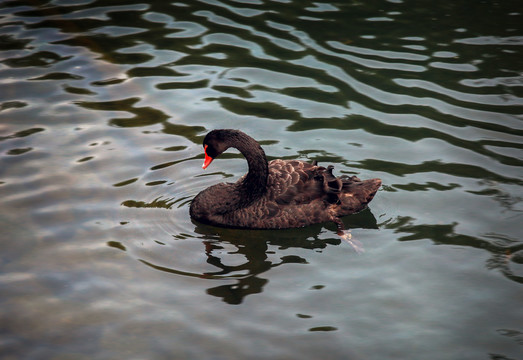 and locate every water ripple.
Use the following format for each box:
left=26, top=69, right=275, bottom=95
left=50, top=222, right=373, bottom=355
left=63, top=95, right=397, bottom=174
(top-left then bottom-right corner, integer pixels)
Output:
left=1, top=1, right=523, bottom=357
